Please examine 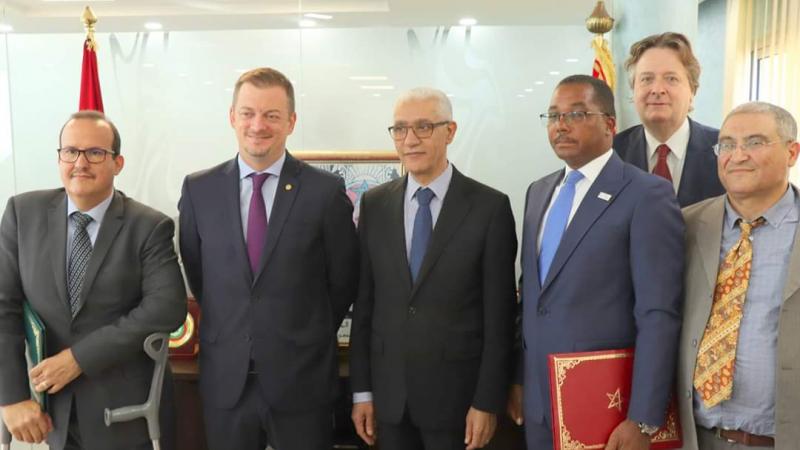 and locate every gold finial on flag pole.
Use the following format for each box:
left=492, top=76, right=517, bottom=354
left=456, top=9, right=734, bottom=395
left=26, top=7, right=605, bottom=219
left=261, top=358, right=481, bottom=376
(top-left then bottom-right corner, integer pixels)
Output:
left=585, top=1, right=616, bottom=91
left=81, top=6, right=98, bottom=50
left=585, top=1, right=614, bottom=35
